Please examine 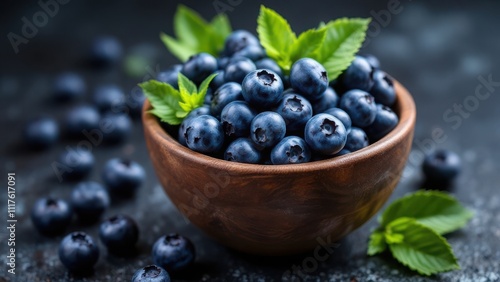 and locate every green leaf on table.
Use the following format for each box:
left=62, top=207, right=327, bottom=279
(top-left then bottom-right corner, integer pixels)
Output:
left=312, top=18, right=370, bottom=81
left=367, top=230, right=387, bottom=256
left=379, top=190, right=474, bottom=235
left=387, top=218, right=460, bottom=276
